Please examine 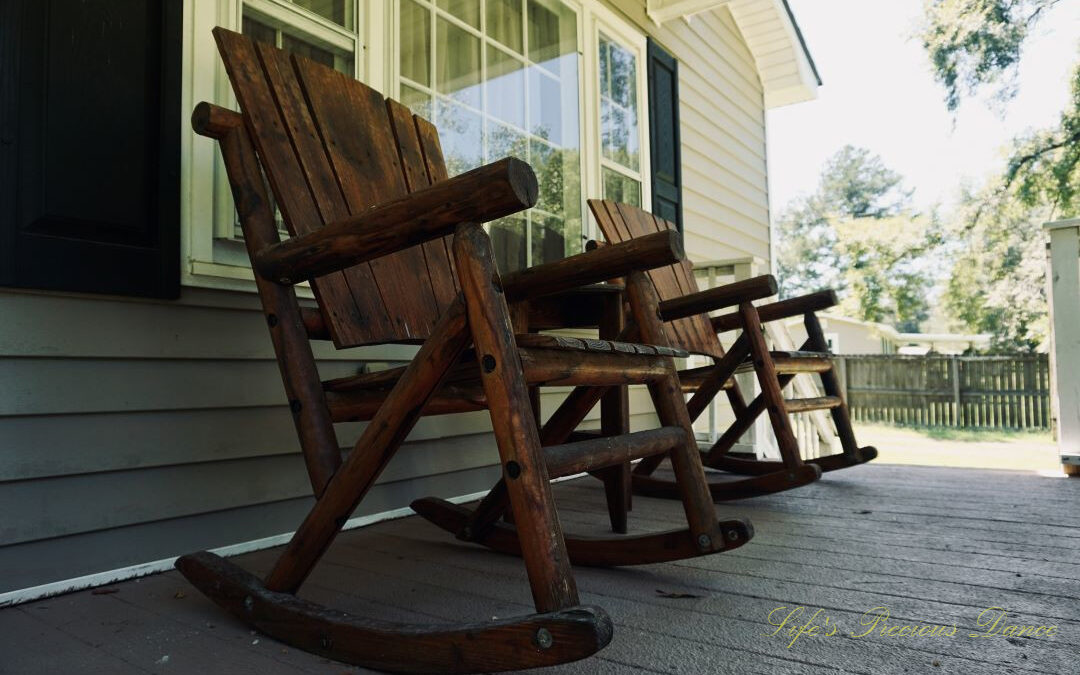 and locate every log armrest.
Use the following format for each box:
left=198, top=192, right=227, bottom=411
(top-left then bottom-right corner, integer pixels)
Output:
left=502, top=230, right=684, bottom=302
left=251, top=157, right=538, bottom=284
left=658, top=275, right=778, bottom=322
left=710, top=289, right=839, bottom=333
